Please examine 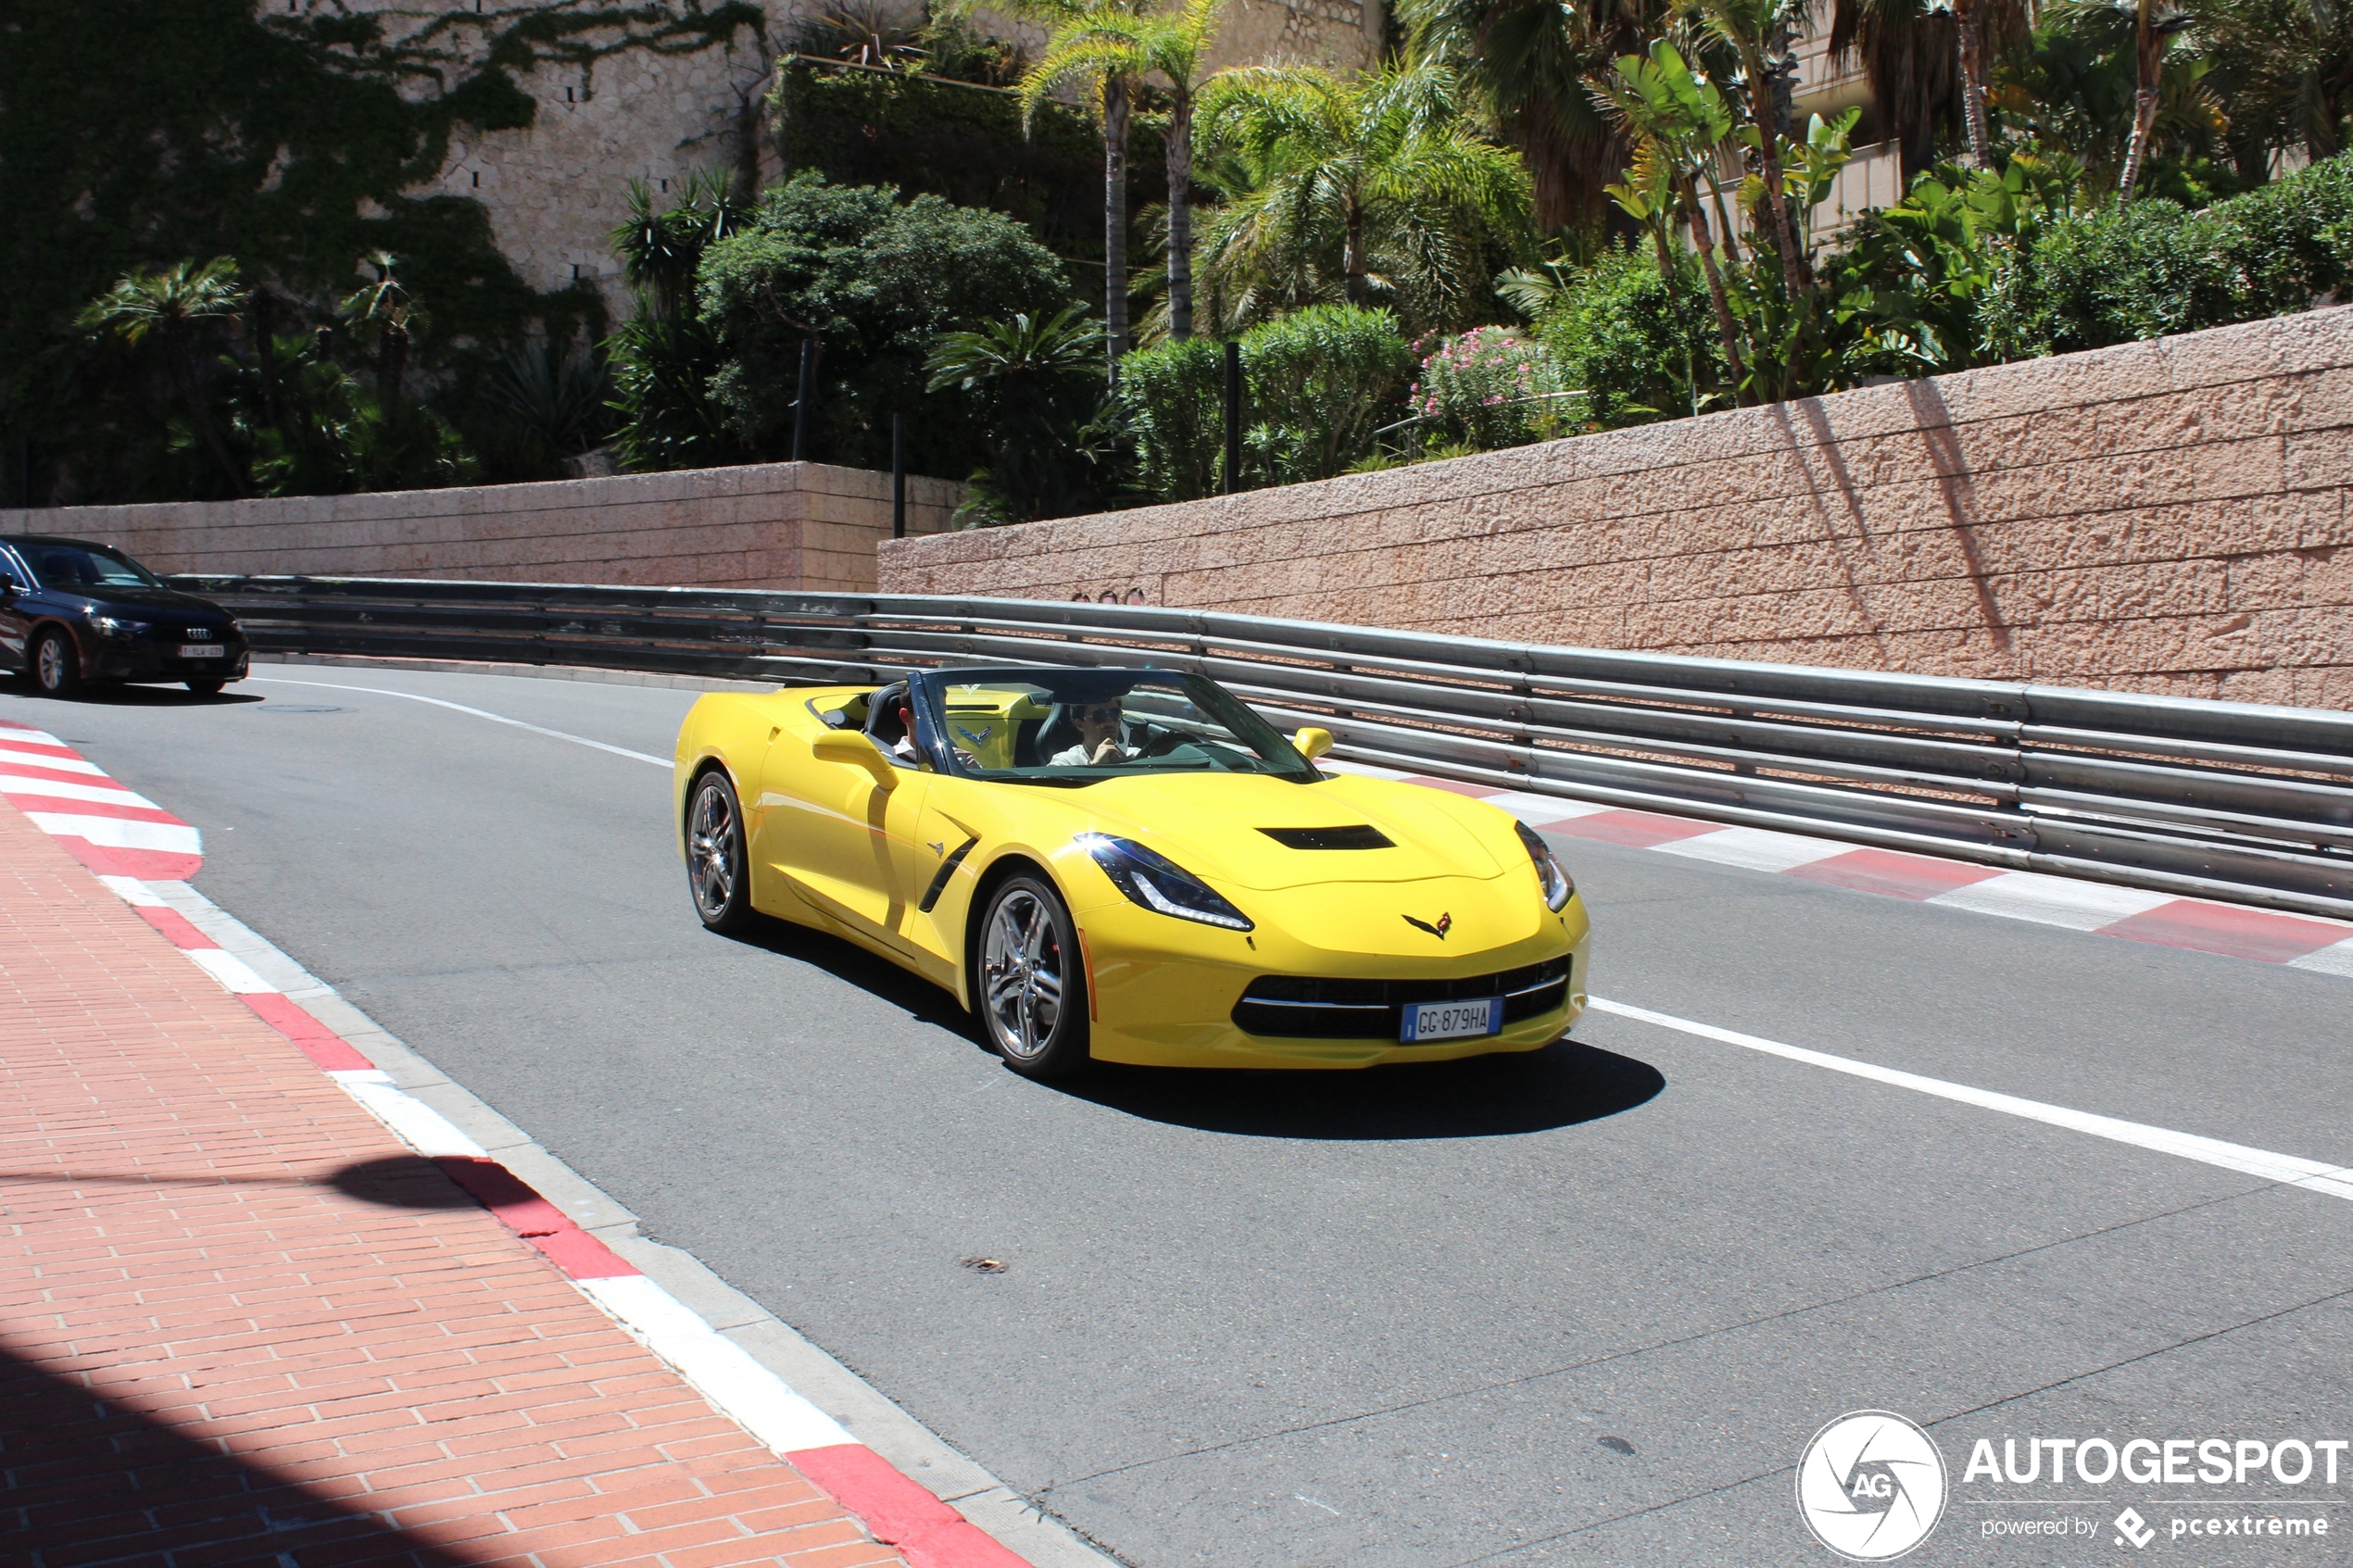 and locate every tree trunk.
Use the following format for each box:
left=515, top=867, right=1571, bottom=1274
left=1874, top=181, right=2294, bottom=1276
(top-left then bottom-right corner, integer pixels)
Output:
left=1165, top=89, right=1195, bottom=342
left=379, top=322, right=408, bottom=408
left=1742, top=46, right=1813, bottom=299
left=1104, top=75, right=1131, bottom=376
left=2118, top=0, right=2161, bottom=197
left=1680, top=175, right=1748, bottom=406
left=173, top=339, right=245, bottom=495
left=251, top=290, right=280, bottom=427
left=1954, top=0, right=1993, bottom=168
left=1649, top=223, right=1702, bottom=419
left=1342, top=200, right=1368, bottom=307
